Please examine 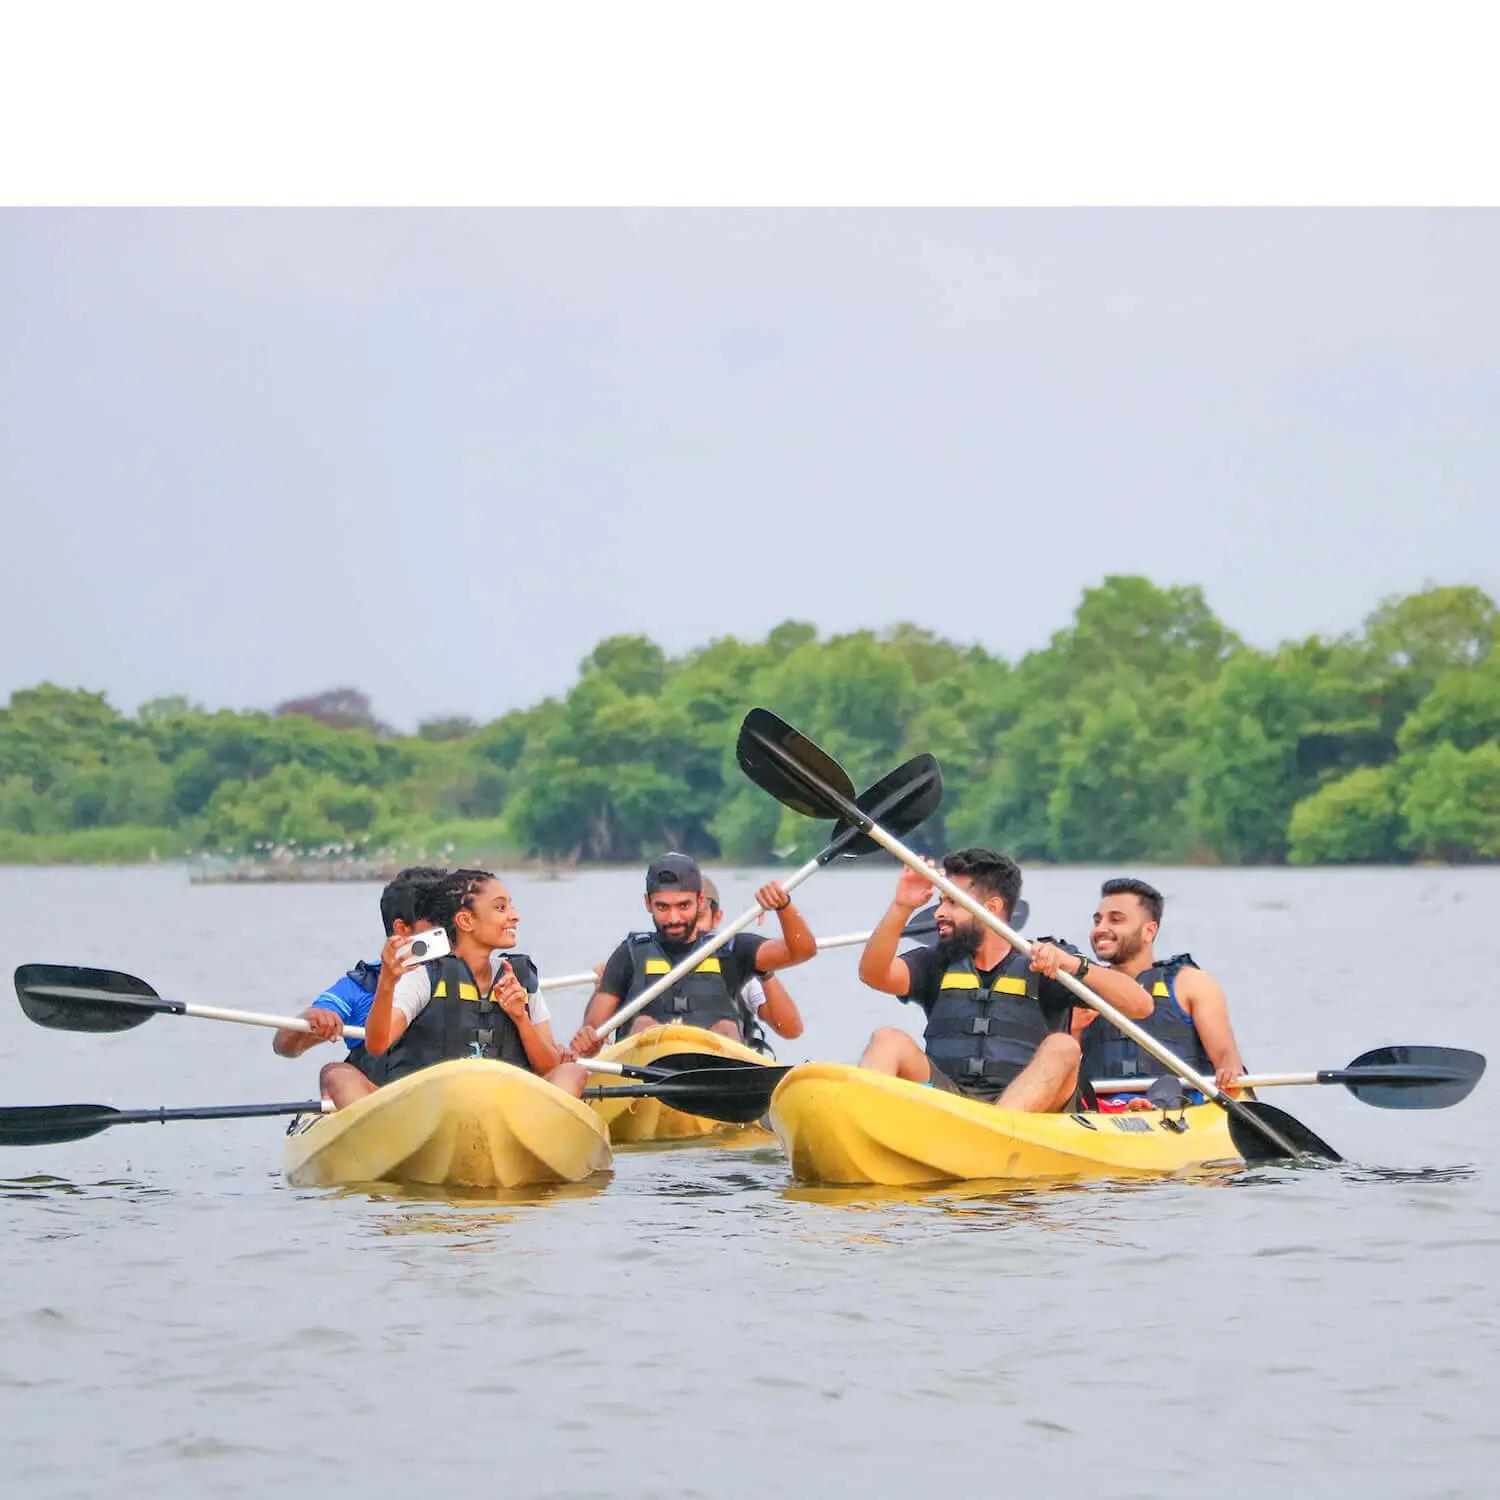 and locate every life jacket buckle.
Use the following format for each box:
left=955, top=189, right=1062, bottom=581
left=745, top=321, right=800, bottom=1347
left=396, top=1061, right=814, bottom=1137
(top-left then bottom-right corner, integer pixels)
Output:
left=964, top=1057, right=986, bottom=1077
left=671, top=994, right=690, bottom=1013
left=970, top=1016, right=992, bottom=1035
